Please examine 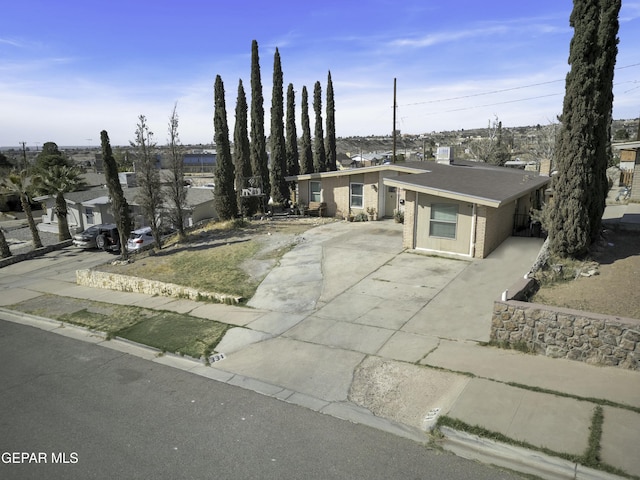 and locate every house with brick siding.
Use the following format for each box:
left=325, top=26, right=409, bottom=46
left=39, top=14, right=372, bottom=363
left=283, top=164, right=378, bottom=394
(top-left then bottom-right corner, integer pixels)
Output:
left=287, top=159, right=550, bottom=259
